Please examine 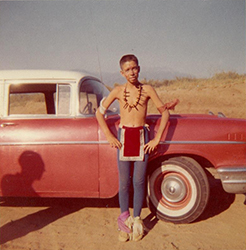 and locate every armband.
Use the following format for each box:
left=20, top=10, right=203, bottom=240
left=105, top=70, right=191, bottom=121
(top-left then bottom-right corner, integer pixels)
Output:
left=158, top=99, right=180, bottom=114
left=99, top=97, right=107, bottom=115
left=157, top=105, right=167, bottom=113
